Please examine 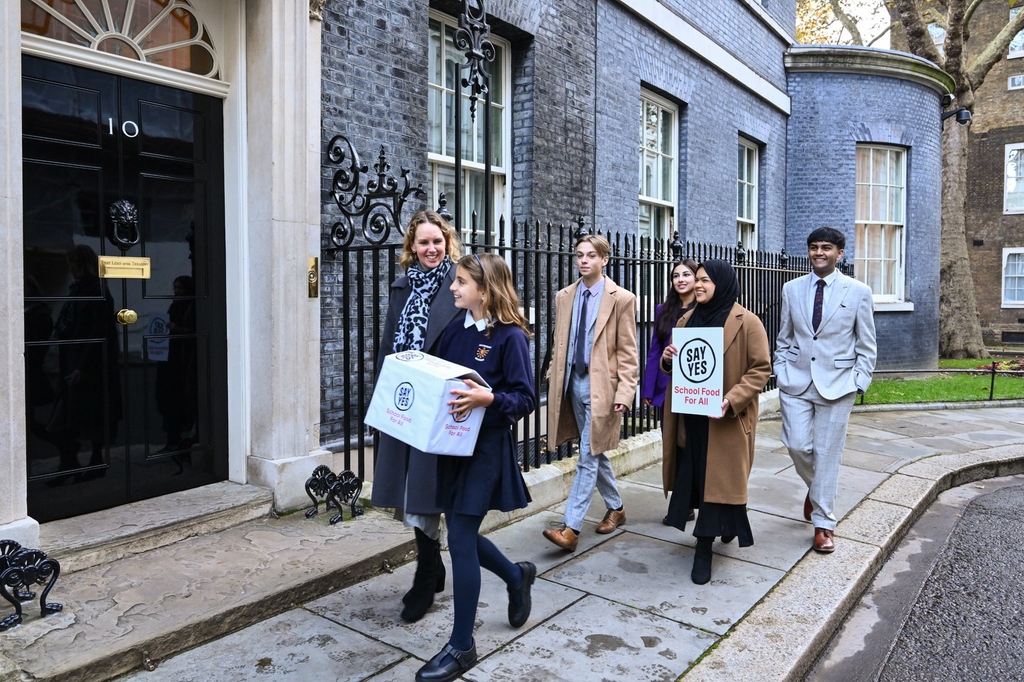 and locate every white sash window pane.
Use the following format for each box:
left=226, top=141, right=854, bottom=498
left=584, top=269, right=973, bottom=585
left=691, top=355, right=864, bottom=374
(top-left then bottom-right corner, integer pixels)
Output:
left=428, top=10, right=510, bottom=233
left=638, top=91, right=677, bottom=242
left=428, top=88, right=443, bottom=155
left=1003, top=250, right=1024, bottom=305
left=429, top=20, right=443, bottom=87
left=490, top=44, right=504, bottom=105
left=871, top=185, right=886, bottom=222
left=855, top=145, right=906, bottom=301
left=1007, top=146, right=1024, bottom=212
left=660, top=109, right=673, bottom=155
